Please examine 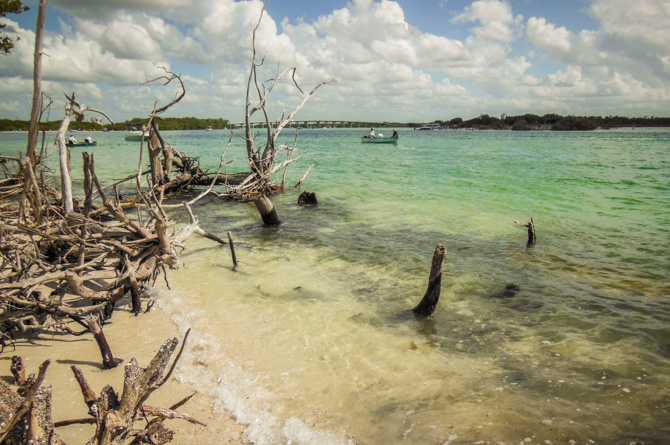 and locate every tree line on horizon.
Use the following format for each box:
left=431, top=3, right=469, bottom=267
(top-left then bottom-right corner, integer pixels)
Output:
left=2, top=114, right=669, bottom=132
left=0, top=116, right=232, bottom=132
left=433, top=114, right=670, bottom=131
